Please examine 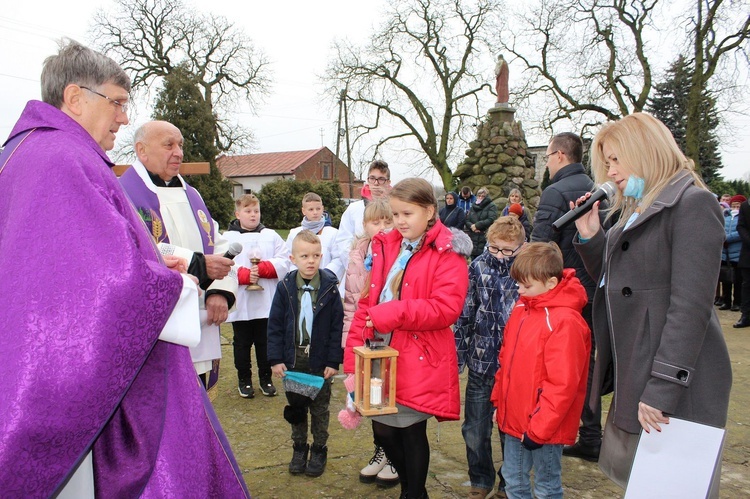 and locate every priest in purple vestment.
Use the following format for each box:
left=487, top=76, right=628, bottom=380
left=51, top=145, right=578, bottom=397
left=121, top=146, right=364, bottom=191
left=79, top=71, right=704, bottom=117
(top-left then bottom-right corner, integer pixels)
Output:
left=0, top=40, right=249, bottom=498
